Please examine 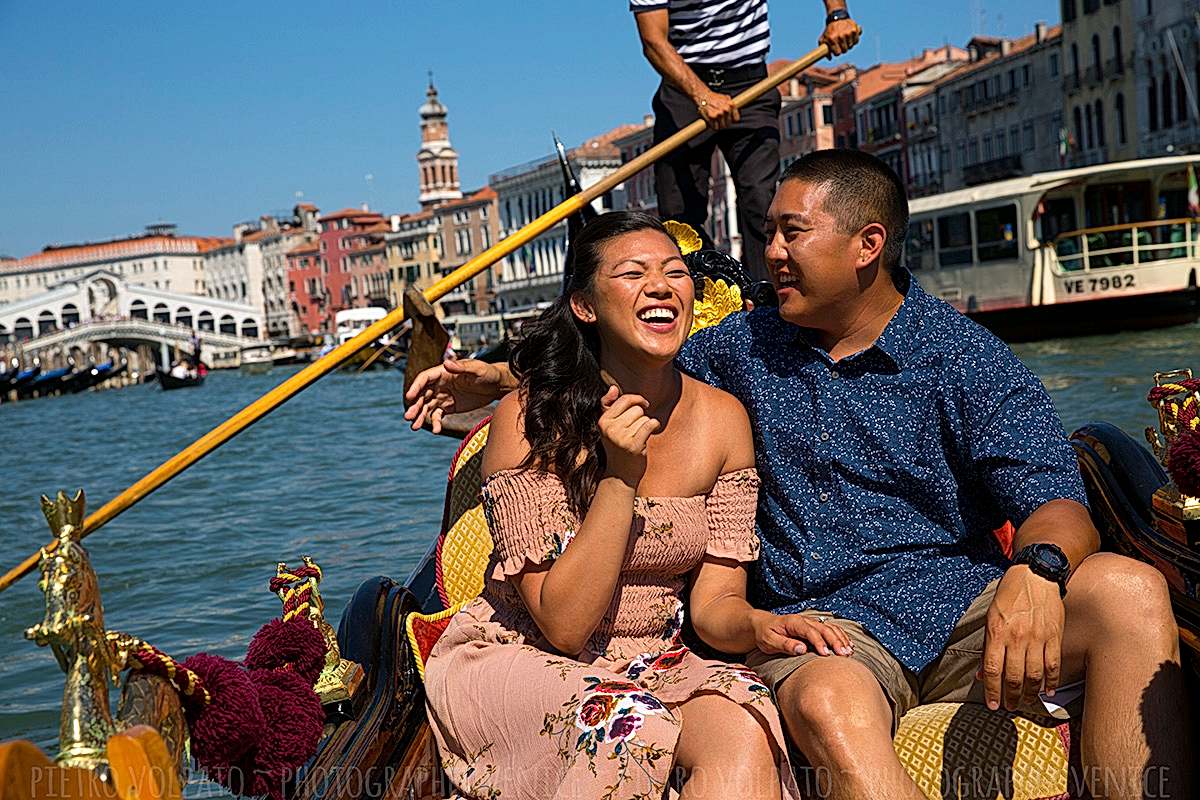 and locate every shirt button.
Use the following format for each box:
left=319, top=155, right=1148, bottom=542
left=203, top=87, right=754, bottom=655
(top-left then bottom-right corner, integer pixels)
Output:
left=820, top=431, right=831, bottom=441
left=818, top=491, right=830, bottom=503
left=829, top=369, right=840, bottom=379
